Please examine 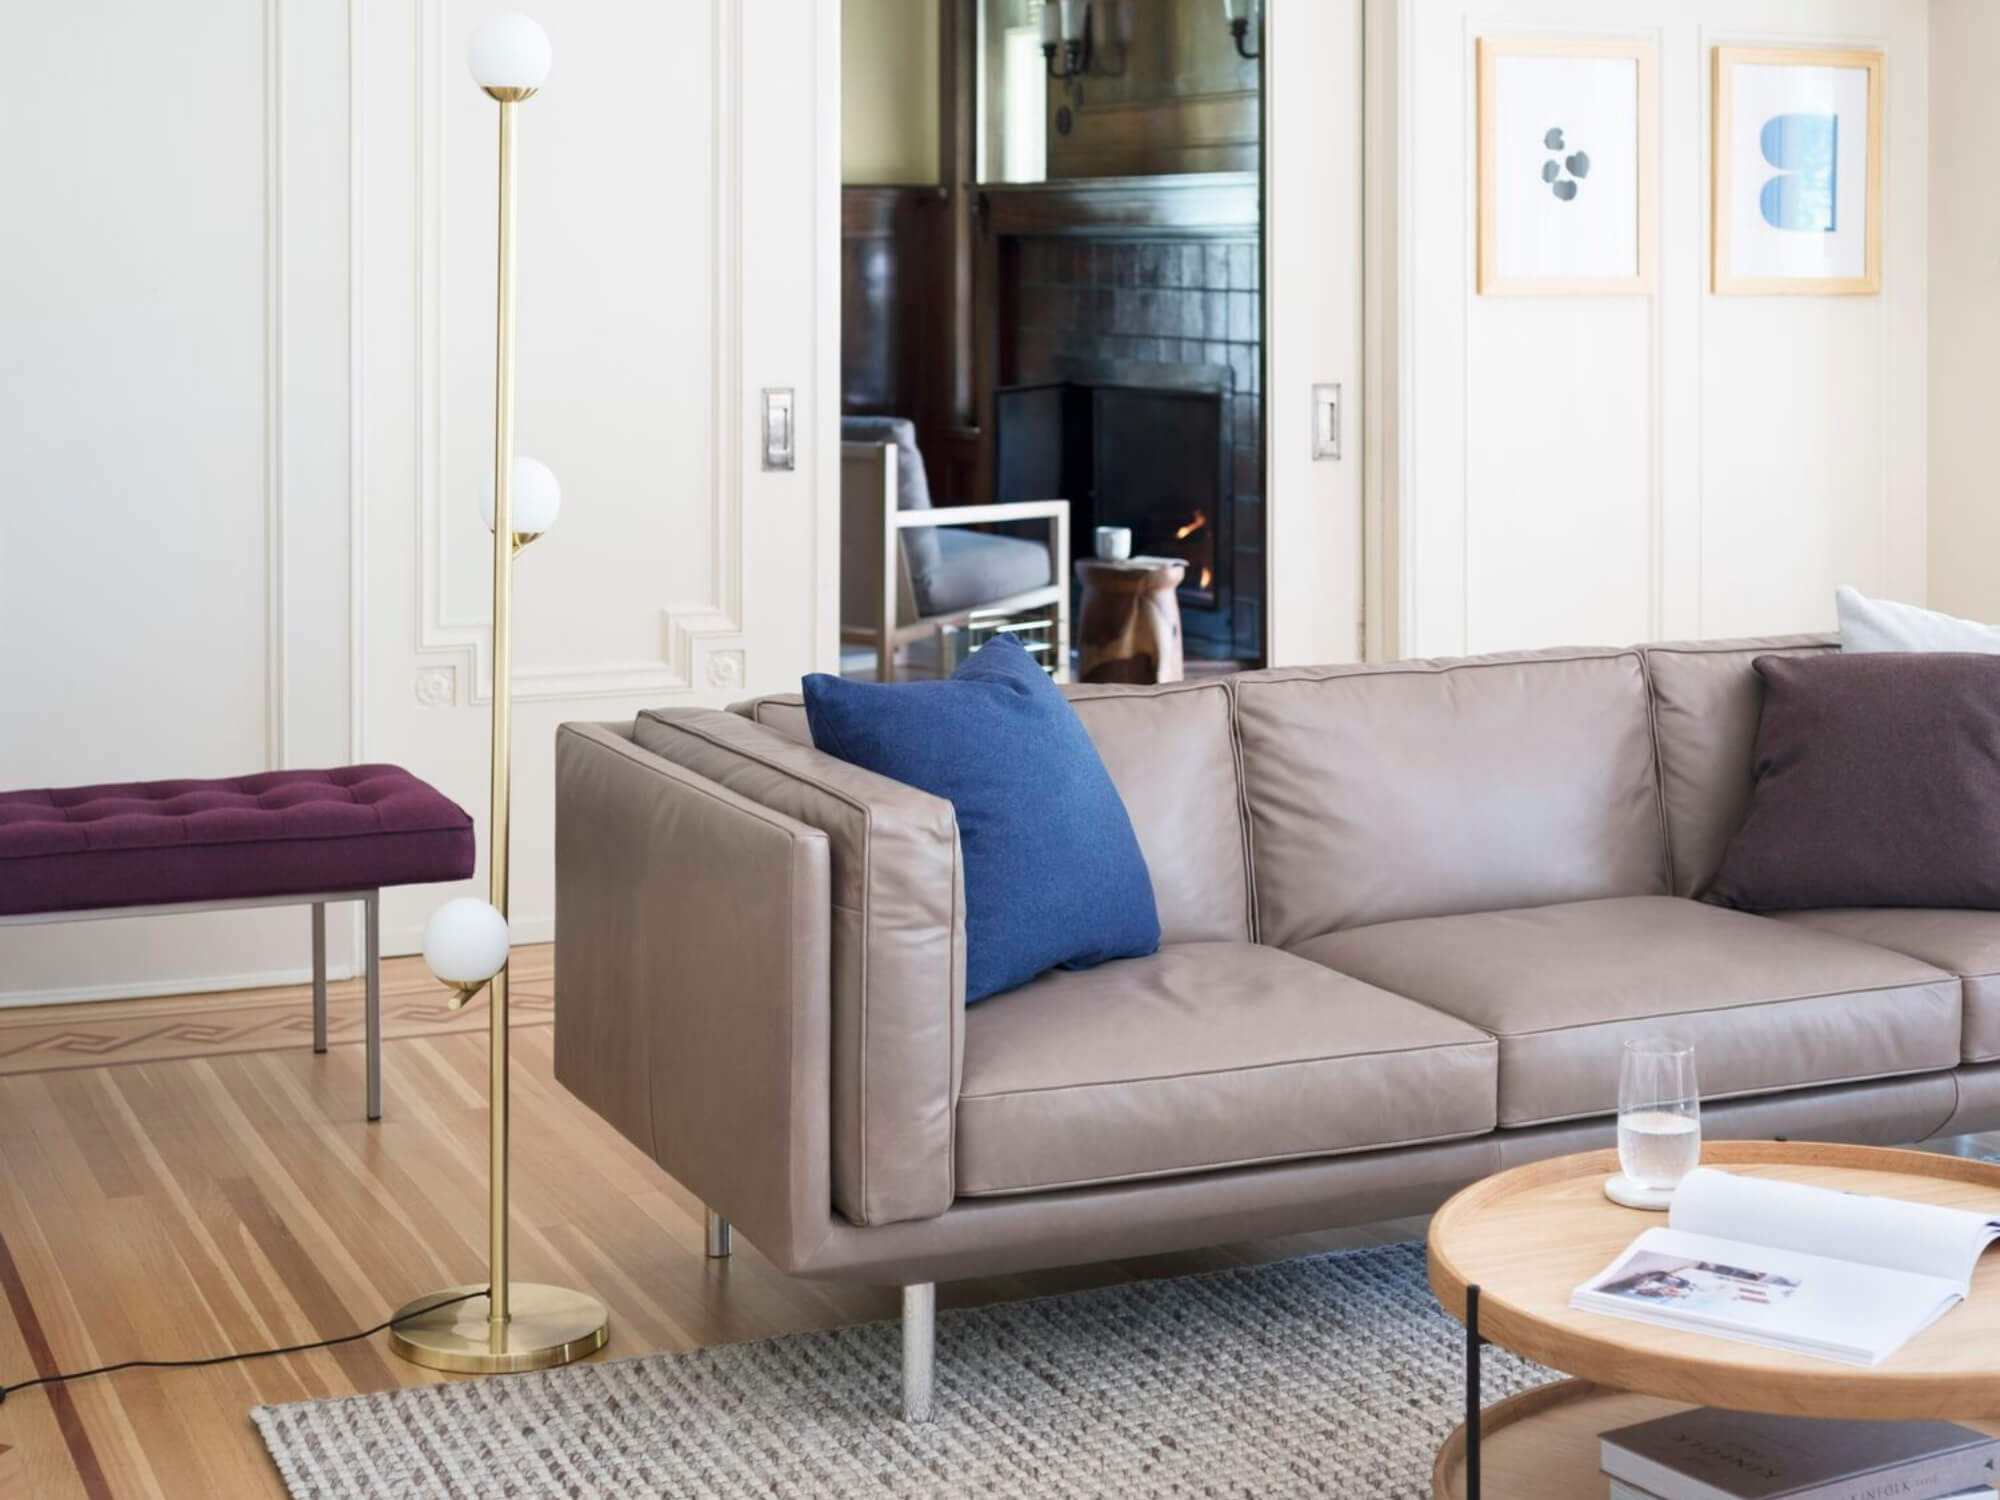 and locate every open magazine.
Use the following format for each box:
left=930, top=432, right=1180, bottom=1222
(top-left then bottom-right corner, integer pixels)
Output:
left=1571, top=1166, right=2000, bottom=1365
